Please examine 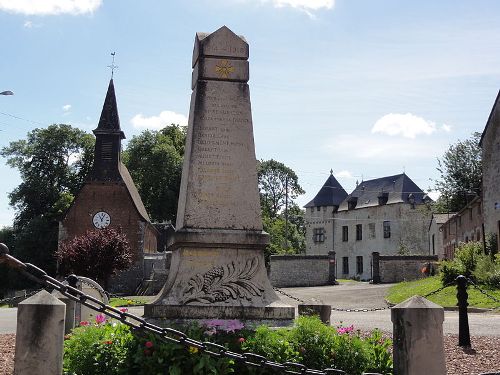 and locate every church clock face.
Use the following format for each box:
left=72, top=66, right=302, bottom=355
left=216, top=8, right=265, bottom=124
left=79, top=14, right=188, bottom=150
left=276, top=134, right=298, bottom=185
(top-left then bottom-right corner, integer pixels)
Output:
left=92, top=211, right=111, bottom=229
